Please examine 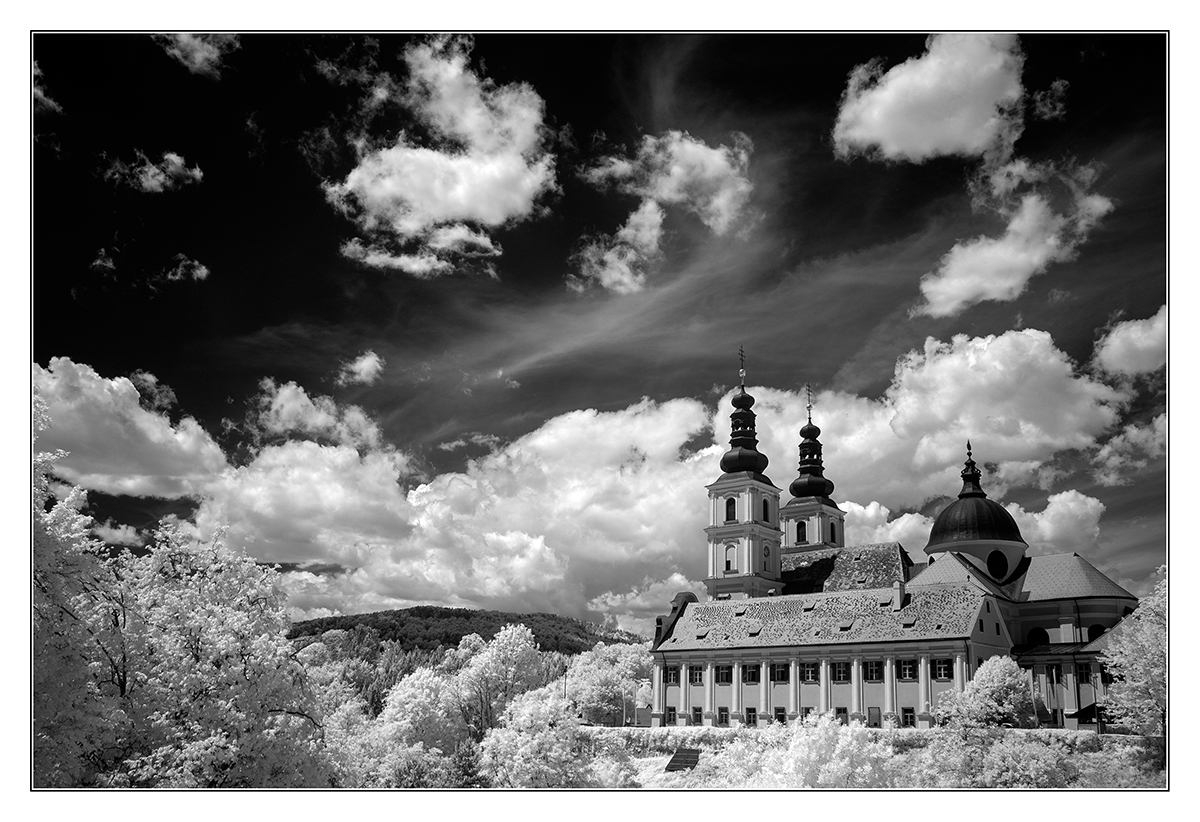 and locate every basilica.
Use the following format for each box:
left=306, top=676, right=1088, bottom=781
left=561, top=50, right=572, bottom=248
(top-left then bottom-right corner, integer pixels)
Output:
left=649, top=371, right=1137, bottom=730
